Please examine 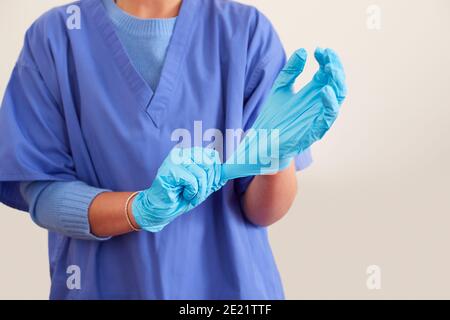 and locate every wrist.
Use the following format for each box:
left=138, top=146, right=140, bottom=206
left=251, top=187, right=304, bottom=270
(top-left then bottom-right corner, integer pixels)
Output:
left=126, top=192, right=141, bottom=231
